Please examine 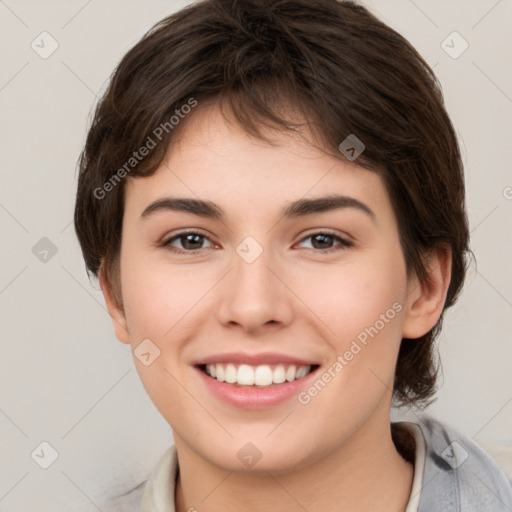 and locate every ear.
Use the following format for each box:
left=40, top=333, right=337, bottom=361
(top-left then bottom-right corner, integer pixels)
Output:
left=98, top=264, right=130, bottom=345
left=401, top=245, right=452, bottom=339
